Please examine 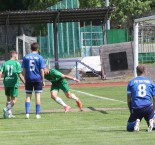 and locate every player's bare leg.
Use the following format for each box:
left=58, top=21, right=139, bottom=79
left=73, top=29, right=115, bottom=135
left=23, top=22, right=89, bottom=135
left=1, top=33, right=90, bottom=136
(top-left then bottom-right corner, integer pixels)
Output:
left=25, top=94, right=32, bottom=119
left=51, top=90, right=71, bottom=112
left=8, top=97, right=16, bottom=118
left=65, top=92, right=83, bottom=111
left=35, top=93, right=41, bottom=119
left=3, top=96, right=16, bottom=118
left=6, top=96, right=12, bottom=117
